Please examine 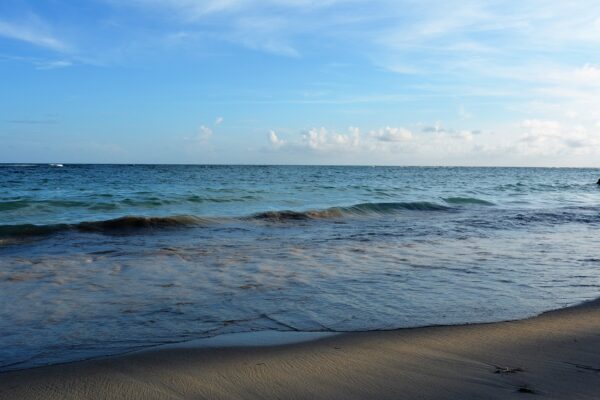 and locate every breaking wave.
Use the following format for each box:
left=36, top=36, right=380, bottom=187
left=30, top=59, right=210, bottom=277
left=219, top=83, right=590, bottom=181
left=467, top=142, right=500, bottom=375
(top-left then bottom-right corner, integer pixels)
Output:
left=443, top=197, right=495, bottom=206
left=6, top=200, right=596, bottom=241
left=250, top=201, right=451, bottom=221
left=0, top=201, right=453, bottom=239
left=0, top=215, right=213, bottom=239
